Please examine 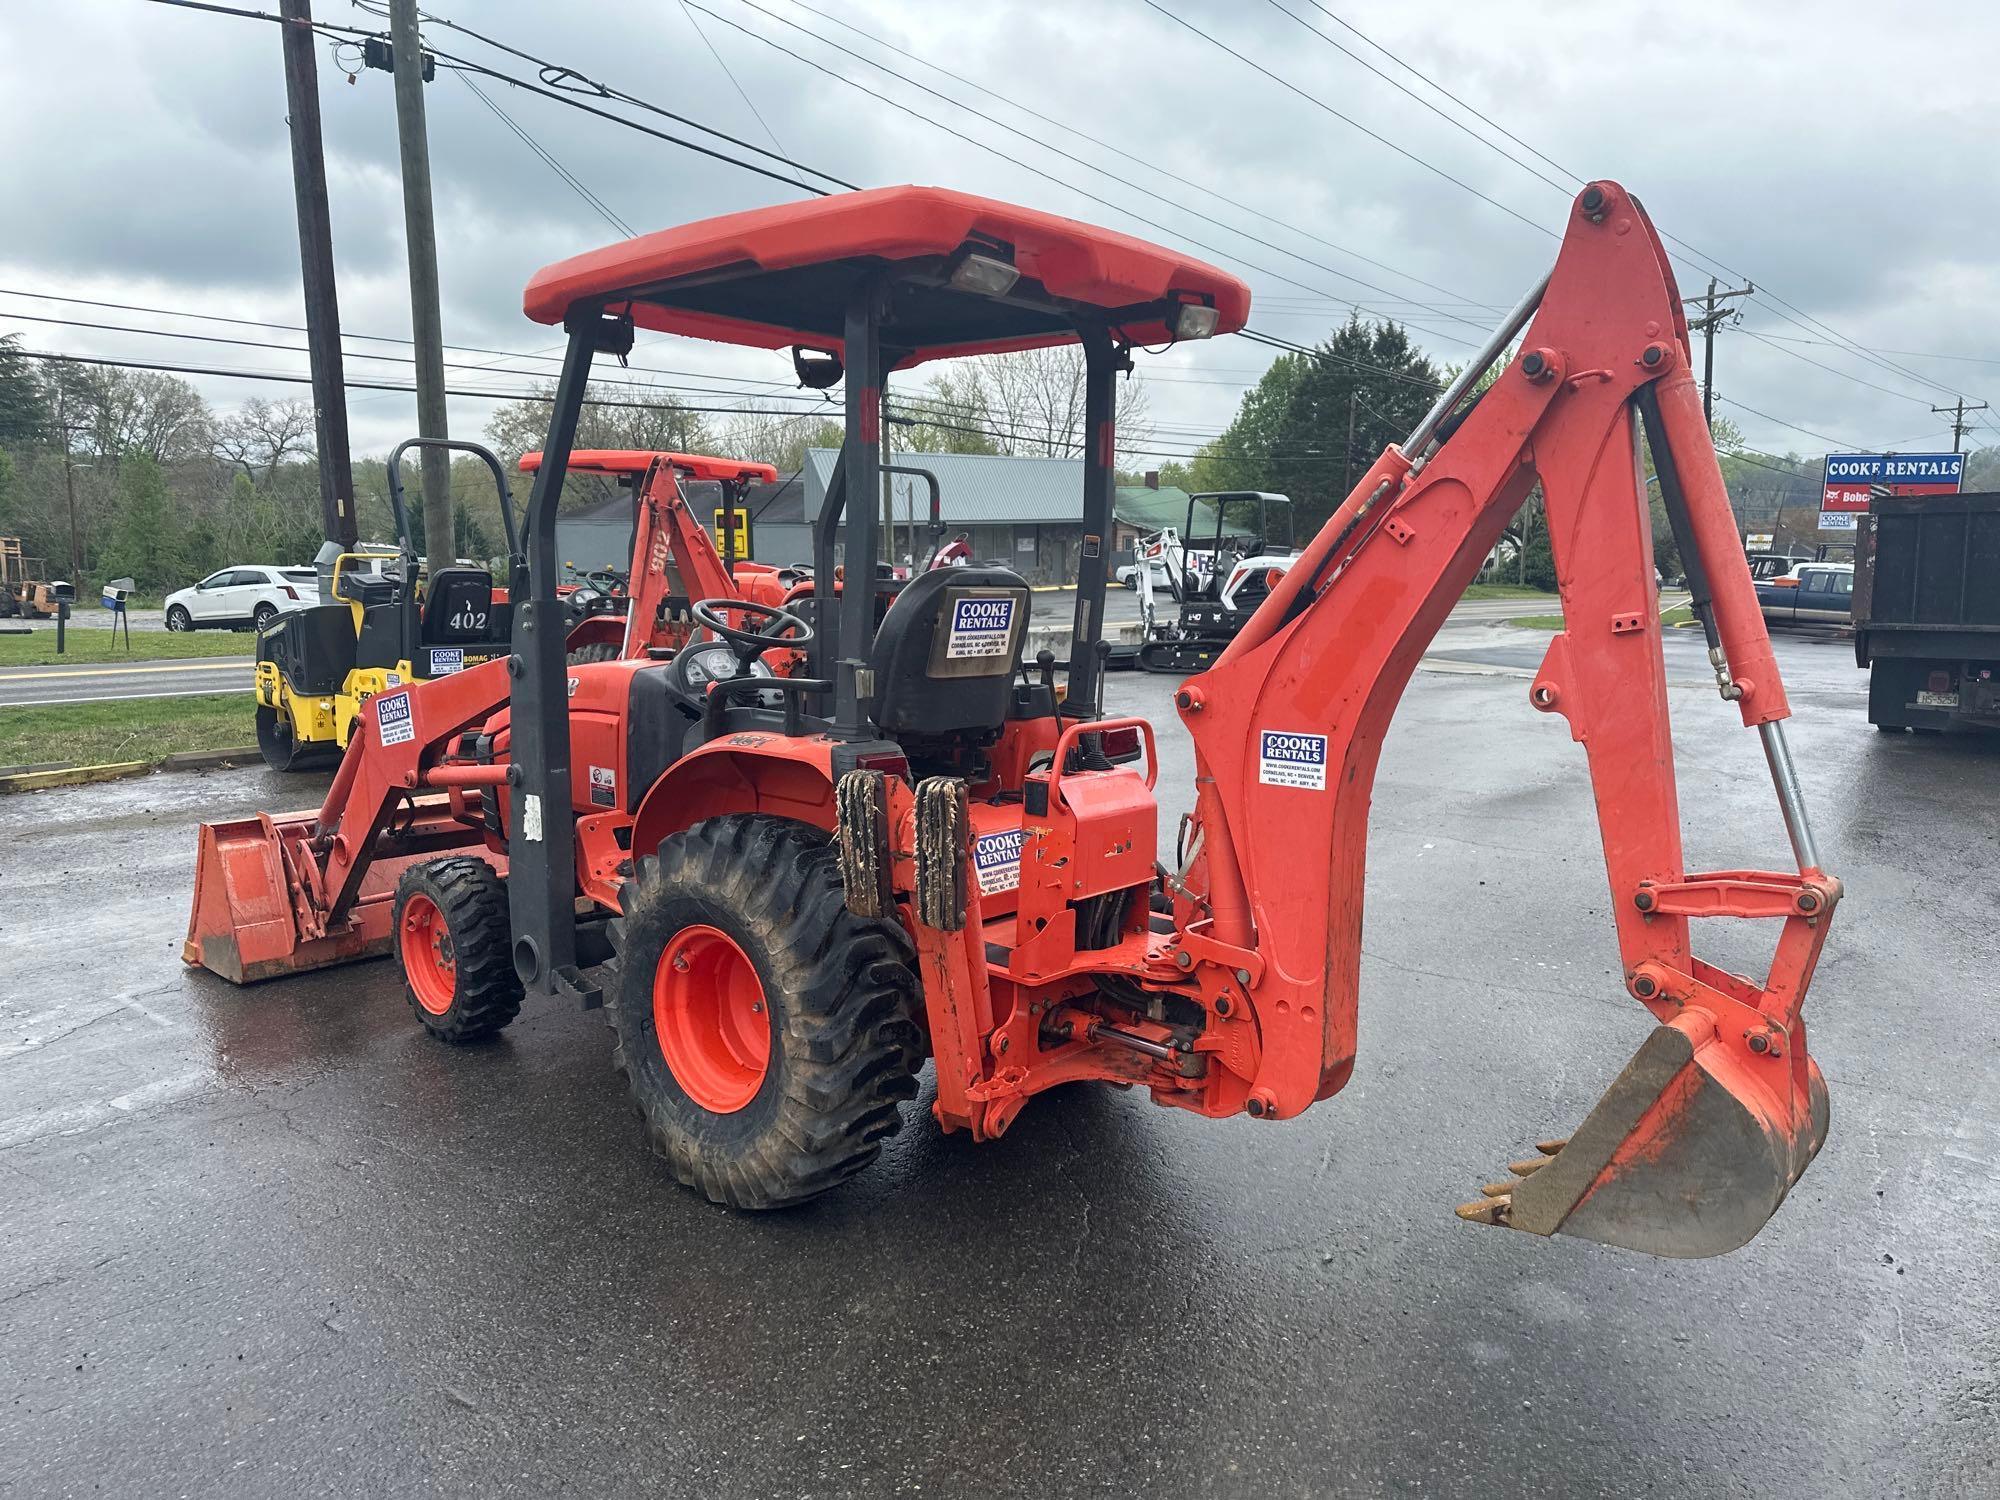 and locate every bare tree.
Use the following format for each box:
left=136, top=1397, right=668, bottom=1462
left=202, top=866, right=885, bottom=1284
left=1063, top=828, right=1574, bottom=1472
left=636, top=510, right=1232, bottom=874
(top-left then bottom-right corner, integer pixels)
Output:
left=82, top=368, right=213, bottom=463
left=213, top=397, right=316, bottom=480
left=907, top=345, right=1151, bottom=458
left=482, top=382, right=716, bottom=469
